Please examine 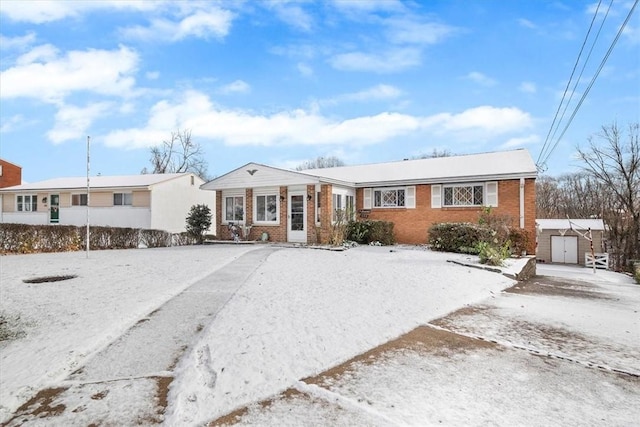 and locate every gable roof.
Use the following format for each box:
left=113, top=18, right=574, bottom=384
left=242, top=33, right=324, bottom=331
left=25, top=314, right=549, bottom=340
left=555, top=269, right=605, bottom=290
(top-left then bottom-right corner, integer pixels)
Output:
left=0, top=173, right=198, bottom=192
left=201, top=162, right=353, bottom=191
left=202, top=149, right=537, bottom=191
left=301, top=149, right=537, bottom=187
left=536, top=219, right=606, bottom=231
